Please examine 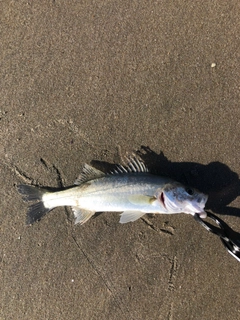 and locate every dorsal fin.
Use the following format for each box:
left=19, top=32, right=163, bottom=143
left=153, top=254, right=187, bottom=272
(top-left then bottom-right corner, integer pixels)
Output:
left=74, top=164, right=105, bottom=185
left=110, top=156, right=148, bottom=175
left=75, top=157, right=148, bottom=184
